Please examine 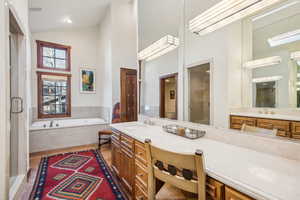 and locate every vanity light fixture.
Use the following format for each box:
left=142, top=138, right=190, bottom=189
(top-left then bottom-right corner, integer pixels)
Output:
left=138, top=35, right=179, bottom=61
left=243, top=56, right=282, bottom=69
left=252, top=1, right=300, bottom=21
left=268, top=29, right=300, bottom=47
left=291, top=51, right=300, bottom=61
left=252, top=76, right=283, bottom=83
left=189, top=0, right=281, bottom=35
